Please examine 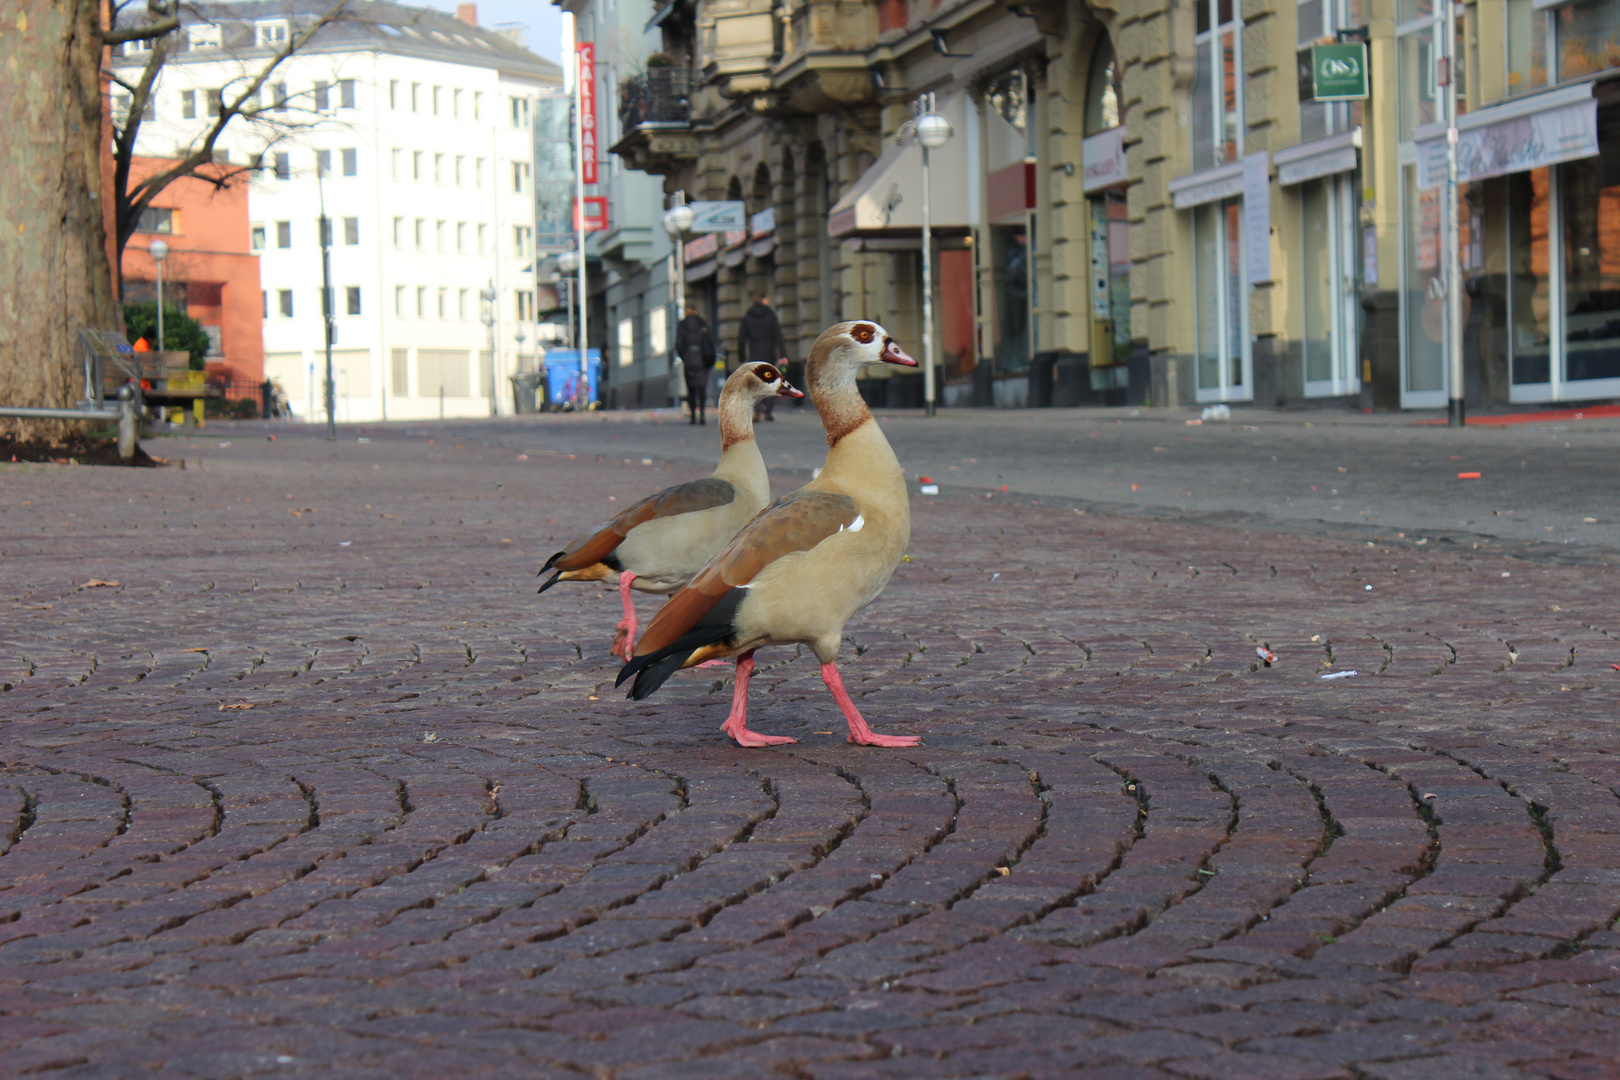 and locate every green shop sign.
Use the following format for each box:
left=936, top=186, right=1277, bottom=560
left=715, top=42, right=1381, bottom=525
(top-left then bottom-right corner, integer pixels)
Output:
left=1307, top=43, right=1368, bottom=102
